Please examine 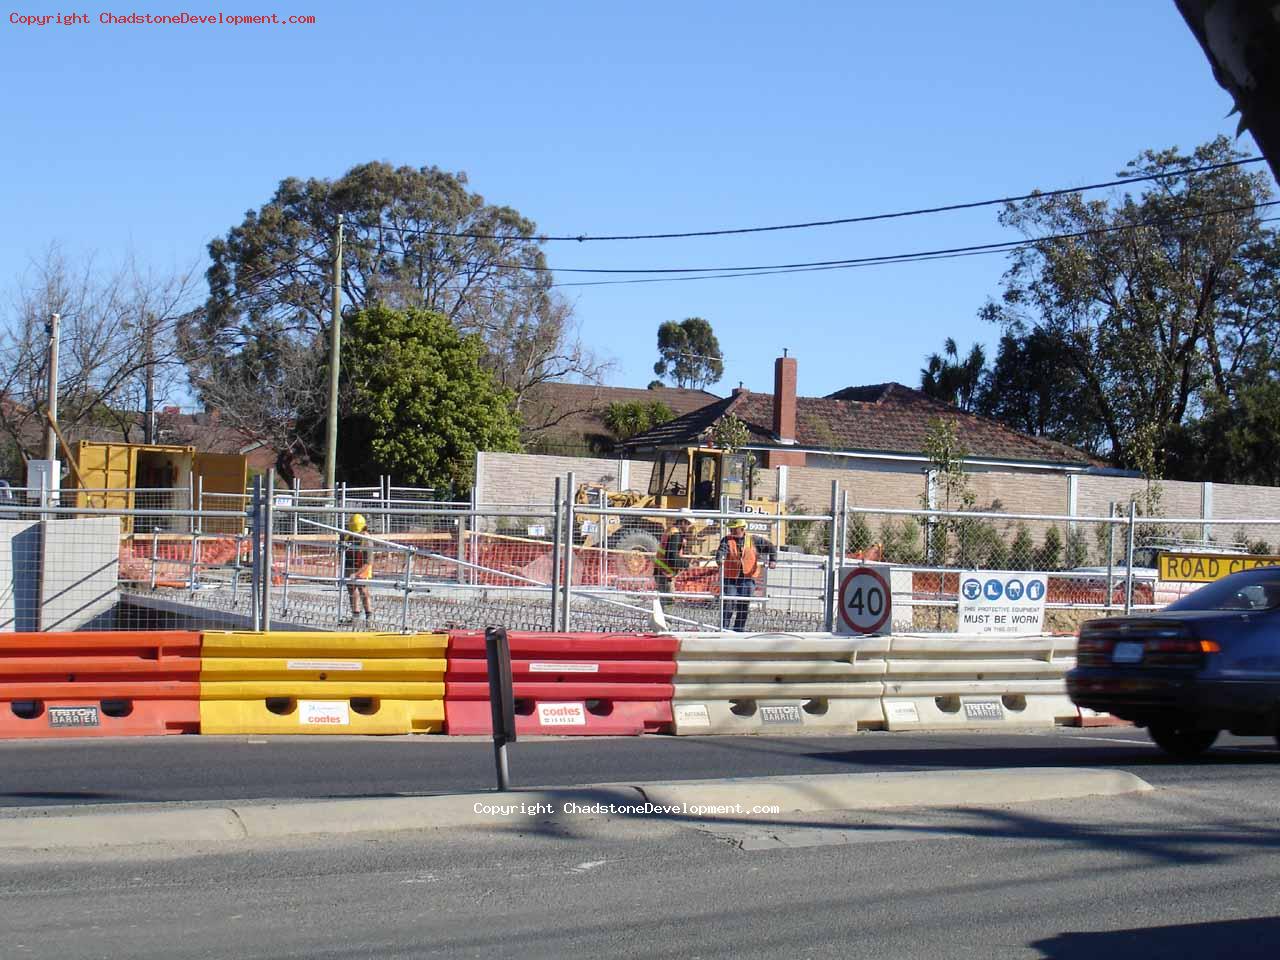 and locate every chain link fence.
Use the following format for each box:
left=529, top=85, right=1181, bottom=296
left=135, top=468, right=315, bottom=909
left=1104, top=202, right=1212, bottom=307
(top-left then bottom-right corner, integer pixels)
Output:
left=2, top=475, right=1278, bottom=635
